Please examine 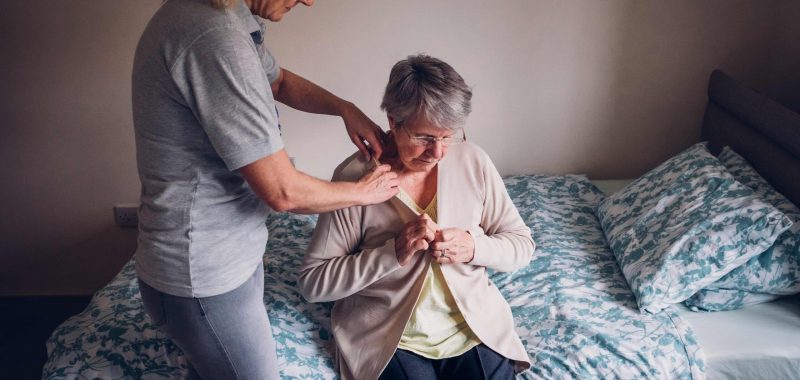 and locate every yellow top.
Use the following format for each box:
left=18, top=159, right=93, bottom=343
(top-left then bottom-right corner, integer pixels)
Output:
left=395, top=188, right=482, bottom=359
